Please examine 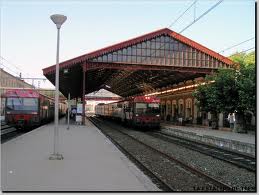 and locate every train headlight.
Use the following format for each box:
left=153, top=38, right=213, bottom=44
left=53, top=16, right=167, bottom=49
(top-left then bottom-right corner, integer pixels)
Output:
left=135, top=114, right=139, bottom=117
left=156, top=114, right=160, bottom=117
